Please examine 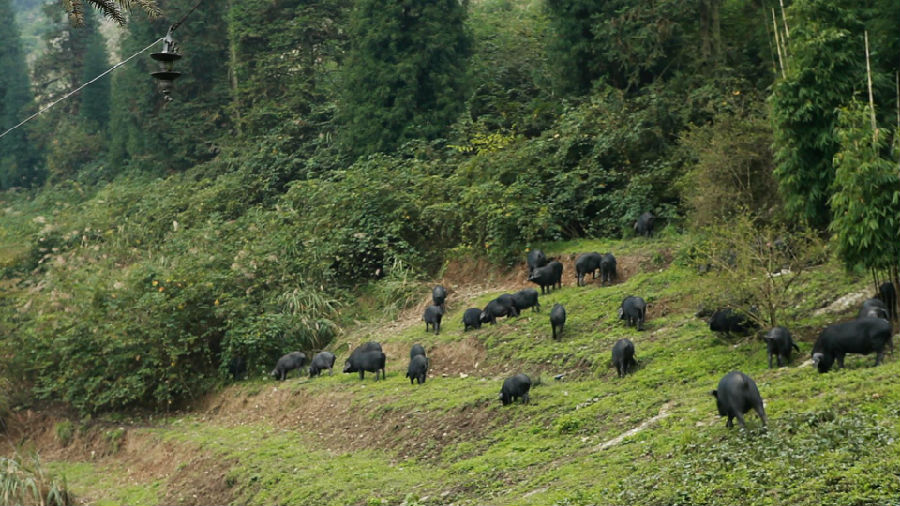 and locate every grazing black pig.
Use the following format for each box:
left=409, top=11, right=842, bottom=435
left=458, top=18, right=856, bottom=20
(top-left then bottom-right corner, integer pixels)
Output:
left=309, top=351, right=336, bottom=377
left=619, top=296, right=647, bottom=331
left=496, top=294, right=521, bottom=316
left=512, top=288, right=541, bottom=313
left=271, top=351, right=307, bottom=381
left=763, top=327, right=800, bottom=368
left=812, top=317, right=892, bottom=373
left=575, top=252, right=602, bottom=287
left=480, top=298, right=517, bottom=324
left=708, top=308, right=757, bottom=336
left=343, top=350, right=386, bottom=380
left=600, top=253, right=617, bottom=285
left=550, top=303, right=566, bottom=340
left=432, top=285, right=447, bottom=309
left=611, top=339, right=636, bottom=378
left=529, top=261, right=563, bottom=294
left=634, top=212, right=655, bottom=237
left=406, top=354, right=428, bottom=385
left=462, top=308, right=483, bottom=331
left=344, top=342, right=383, bottom=373
left=423, top=305, right=444, bottom=335
left=500, top=373, right=532, bottom=405
left=711, top=371, right=767, bottom=429
left=527, top=249, right=548, bottom=275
